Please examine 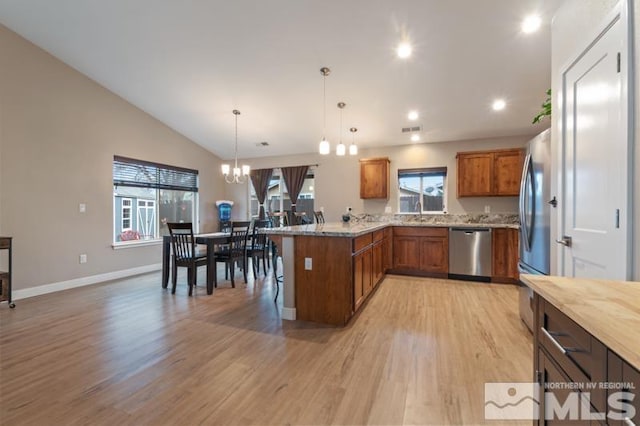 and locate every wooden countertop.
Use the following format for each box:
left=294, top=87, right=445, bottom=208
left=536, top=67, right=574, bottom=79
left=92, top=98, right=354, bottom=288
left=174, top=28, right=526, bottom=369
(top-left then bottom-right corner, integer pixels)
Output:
left=521, top=274, right=640, bottom=370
